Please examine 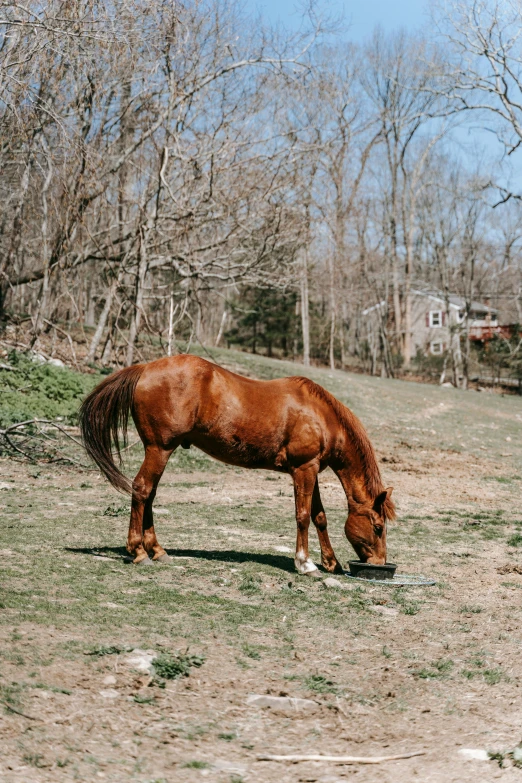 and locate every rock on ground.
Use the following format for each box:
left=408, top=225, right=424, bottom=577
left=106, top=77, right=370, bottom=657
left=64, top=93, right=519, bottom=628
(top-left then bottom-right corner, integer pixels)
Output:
left=246, top=694, right=319, bottom=713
